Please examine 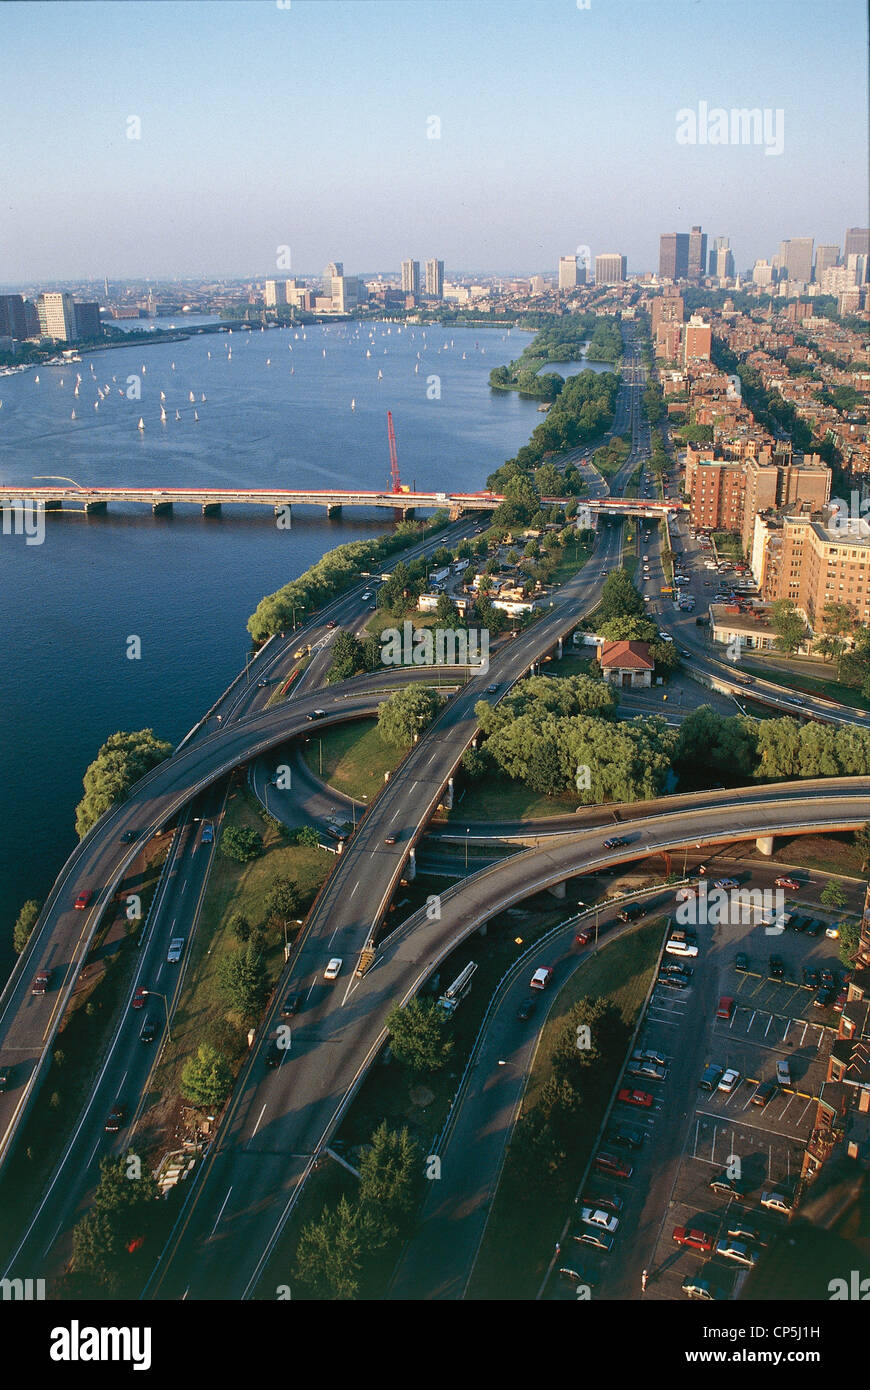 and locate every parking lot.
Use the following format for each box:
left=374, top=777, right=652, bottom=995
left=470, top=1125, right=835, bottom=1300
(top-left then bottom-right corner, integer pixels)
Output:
left=547, top=877, right=848, bottom=1302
